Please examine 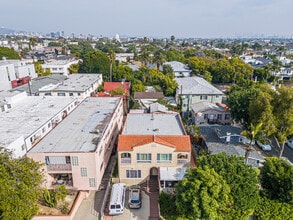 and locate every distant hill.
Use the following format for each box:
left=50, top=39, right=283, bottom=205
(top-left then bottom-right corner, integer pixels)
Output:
left=0, top=27, right=16, bottom=35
